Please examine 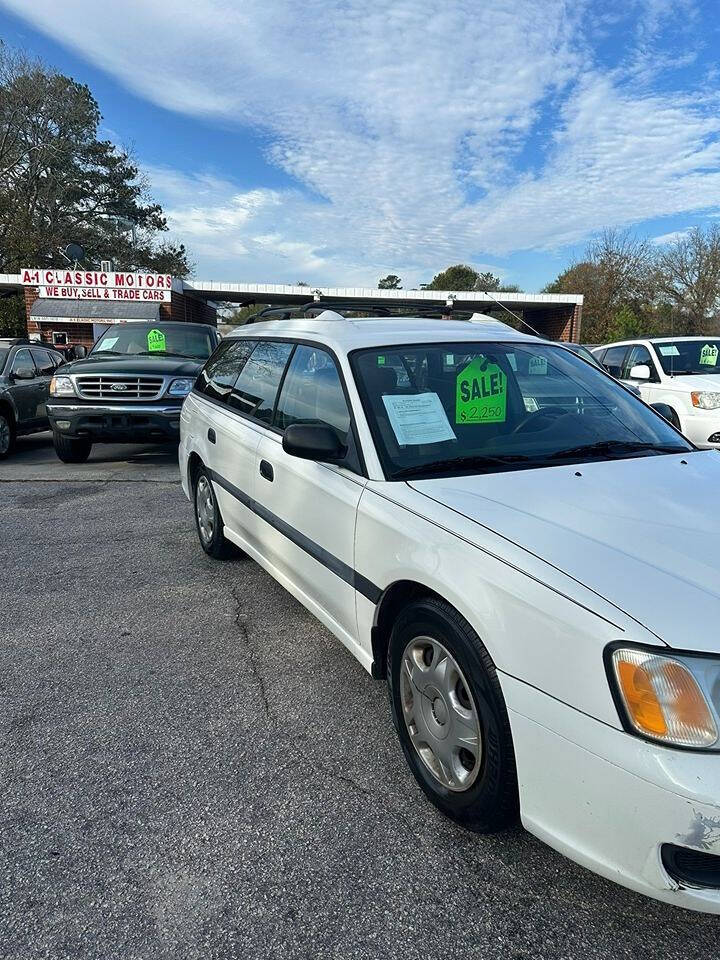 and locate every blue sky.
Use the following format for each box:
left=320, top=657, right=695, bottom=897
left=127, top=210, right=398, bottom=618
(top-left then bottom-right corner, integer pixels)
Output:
left=1, top=0, right=720, bottom=291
